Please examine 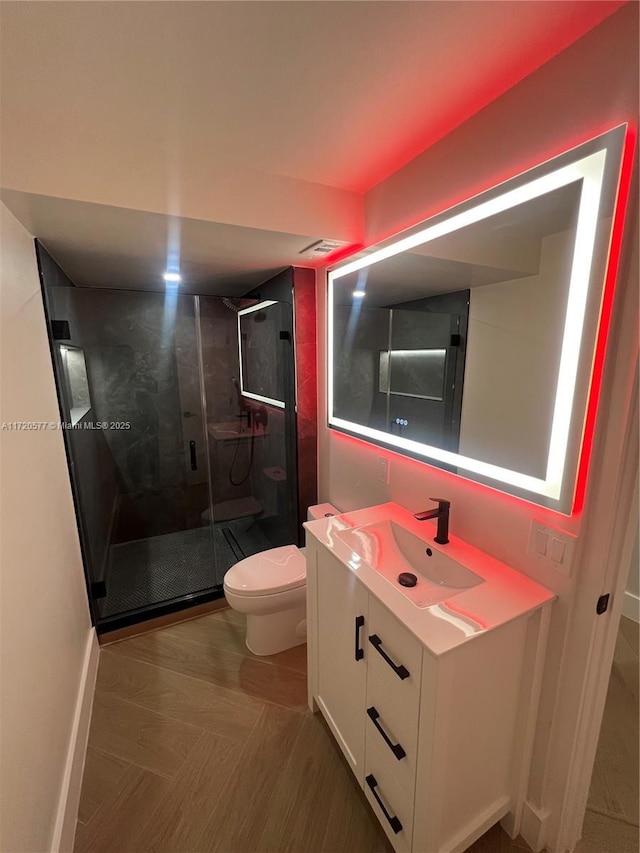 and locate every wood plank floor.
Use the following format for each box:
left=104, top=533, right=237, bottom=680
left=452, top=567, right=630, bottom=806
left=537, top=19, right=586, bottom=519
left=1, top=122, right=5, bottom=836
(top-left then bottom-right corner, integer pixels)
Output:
left=75, top=608, right=390, bottom=853
left=75, top=608, right=638, bottom=853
